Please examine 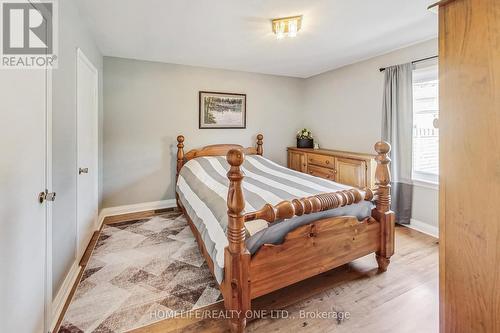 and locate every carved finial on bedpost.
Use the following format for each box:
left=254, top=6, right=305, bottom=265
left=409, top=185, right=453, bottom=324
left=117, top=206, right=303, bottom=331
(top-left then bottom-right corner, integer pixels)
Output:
left=176, top=135, right=185, bottom=180
left=225, top=149, right=250, bottom=332
left=374, top=141, right=395, bottom=272
left=256, top=134, right=264, bottom=156
left=226, top=149, right=246, bottom=252
left=176, top=135, right=185, bottom=210
left=374, top=141, right=391, bottom=213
